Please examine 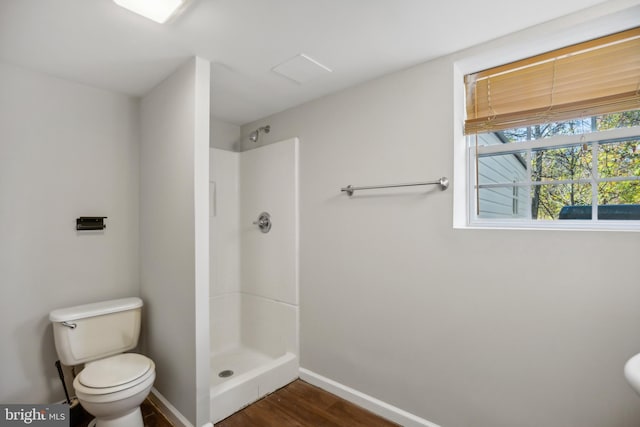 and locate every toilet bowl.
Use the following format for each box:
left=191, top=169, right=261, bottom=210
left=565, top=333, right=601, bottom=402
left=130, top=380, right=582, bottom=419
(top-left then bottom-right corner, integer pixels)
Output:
left=49, top=298, right=155, bottom=427
left=74, top=353, right=156, bottom=427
